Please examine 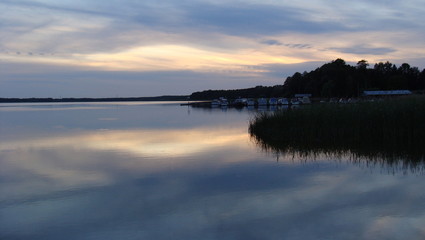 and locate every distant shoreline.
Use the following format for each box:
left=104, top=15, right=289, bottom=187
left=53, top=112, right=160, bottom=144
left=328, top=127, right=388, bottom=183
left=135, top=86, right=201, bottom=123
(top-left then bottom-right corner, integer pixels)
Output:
left=0, top=95, right=190, bottom=103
